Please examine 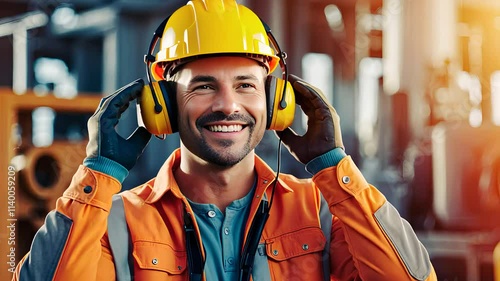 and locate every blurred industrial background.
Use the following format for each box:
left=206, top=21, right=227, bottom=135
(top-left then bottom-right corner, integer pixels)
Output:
left=0, top=0, right=499, bottom=280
